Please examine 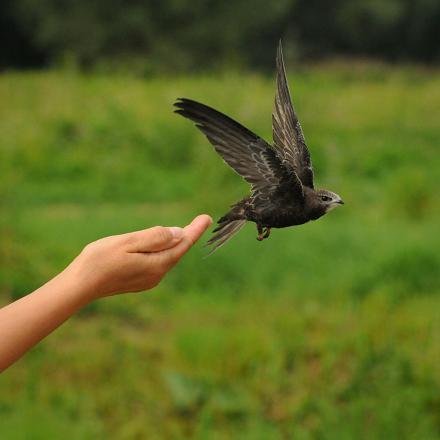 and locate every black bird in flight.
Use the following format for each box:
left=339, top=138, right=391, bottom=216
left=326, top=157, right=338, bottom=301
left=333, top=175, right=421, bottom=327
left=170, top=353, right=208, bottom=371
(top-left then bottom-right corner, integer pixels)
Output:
left=174, top=42, right=344, bottom=255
